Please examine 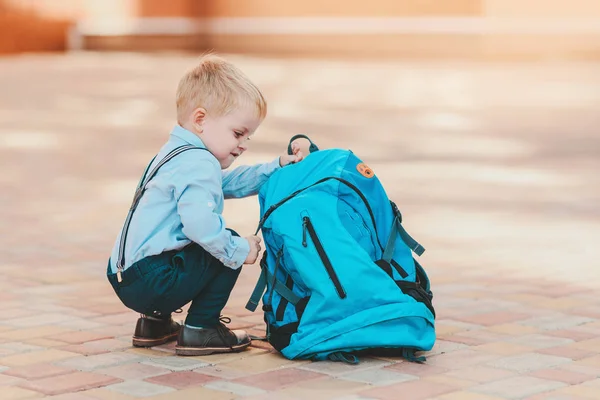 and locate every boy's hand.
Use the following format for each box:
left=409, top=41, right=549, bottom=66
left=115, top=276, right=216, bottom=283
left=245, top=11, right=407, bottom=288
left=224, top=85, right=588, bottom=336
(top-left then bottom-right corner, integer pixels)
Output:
left=279, top=142, right=304, bottom=167
left=244, top=235, right=262, bottom=265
